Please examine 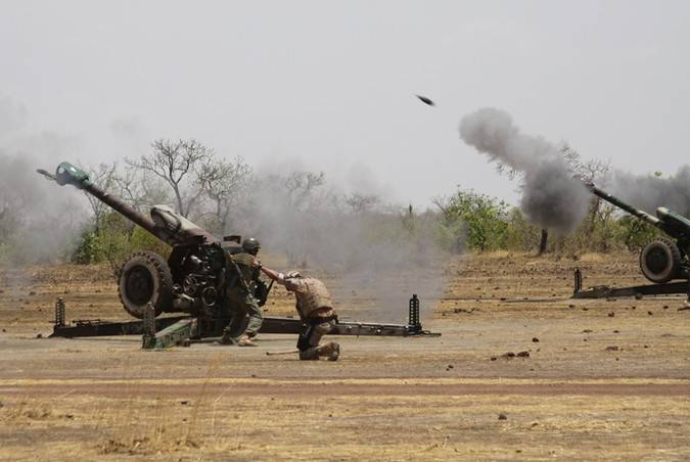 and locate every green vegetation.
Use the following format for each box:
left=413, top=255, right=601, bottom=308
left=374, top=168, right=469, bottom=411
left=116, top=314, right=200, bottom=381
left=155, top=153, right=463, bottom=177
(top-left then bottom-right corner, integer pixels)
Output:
left=438, top=188, right=664, bottom=255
